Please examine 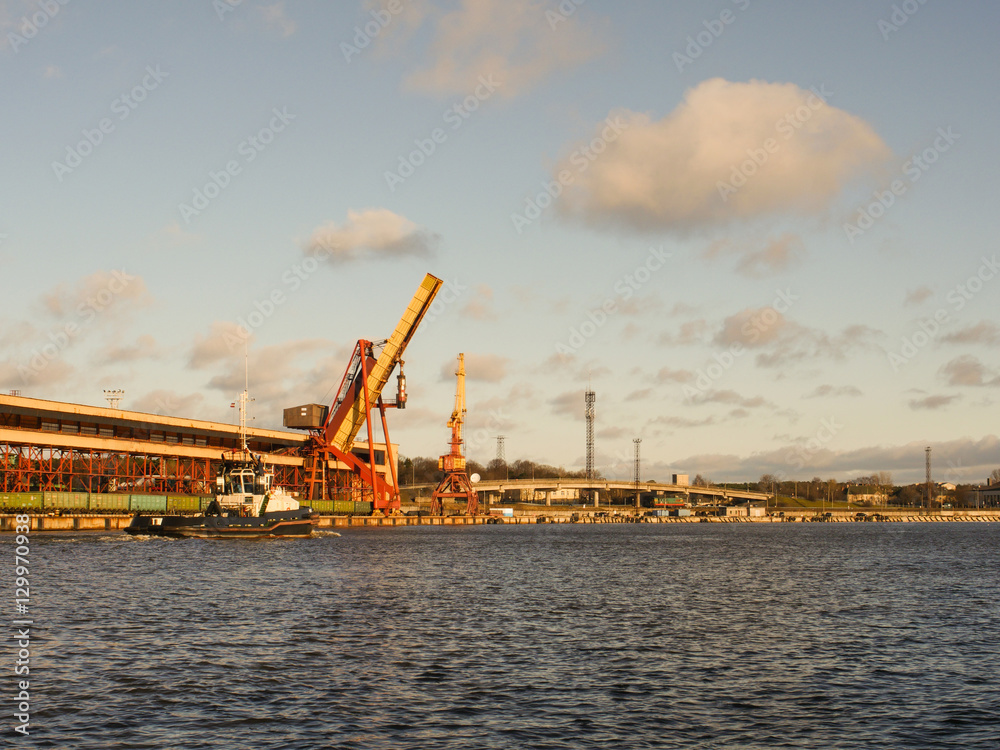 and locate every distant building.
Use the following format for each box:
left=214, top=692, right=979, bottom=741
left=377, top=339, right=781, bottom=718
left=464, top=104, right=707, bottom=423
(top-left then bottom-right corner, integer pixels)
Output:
left=672, top=473, right=689, bottom=486
left=526, top=488, right=579, bottom=502
left=849, top=485, right=888, bottom=505
left=975, top=482, right=1000, bottom=507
